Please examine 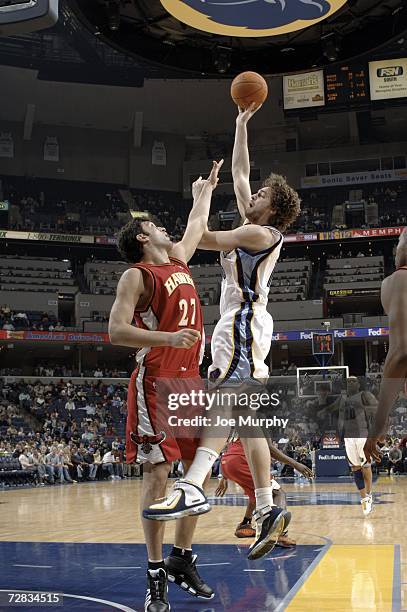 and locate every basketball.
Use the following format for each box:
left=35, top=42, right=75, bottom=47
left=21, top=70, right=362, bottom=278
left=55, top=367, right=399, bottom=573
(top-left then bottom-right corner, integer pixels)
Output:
left=231, top=71, right=268, bottom=110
